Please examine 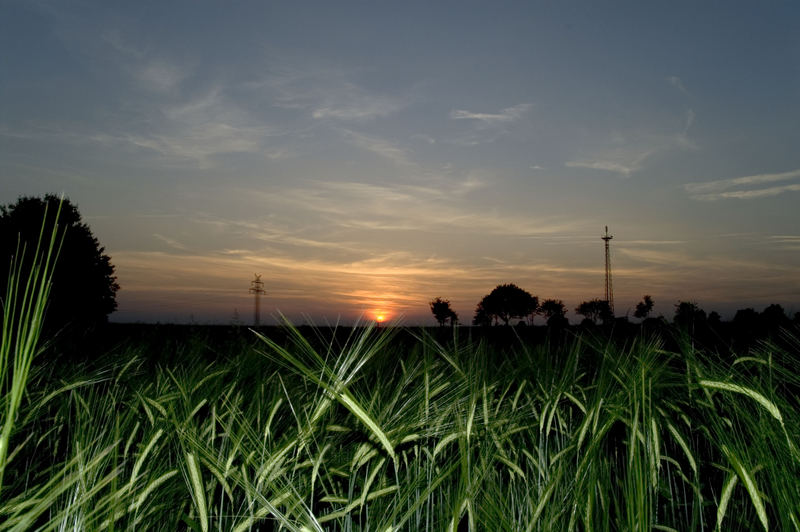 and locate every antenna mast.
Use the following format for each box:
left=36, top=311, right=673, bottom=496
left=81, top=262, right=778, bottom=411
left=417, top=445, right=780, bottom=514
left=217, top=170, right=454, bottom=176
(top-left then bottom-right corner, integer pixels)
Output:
left=601, top=226, right=614, bottom=314
left=249, top=274, right=265, bottom=326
